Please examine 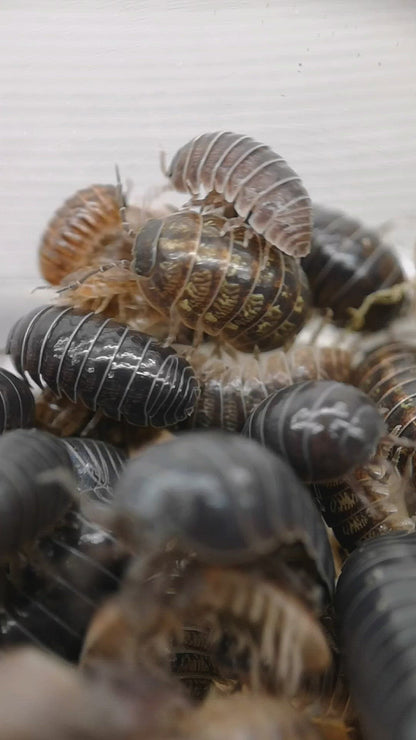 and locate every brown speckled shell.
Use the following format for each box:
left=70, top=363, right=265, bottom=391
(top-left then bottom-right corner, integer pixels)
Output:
left=132, top=211, right=311, bottom=352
